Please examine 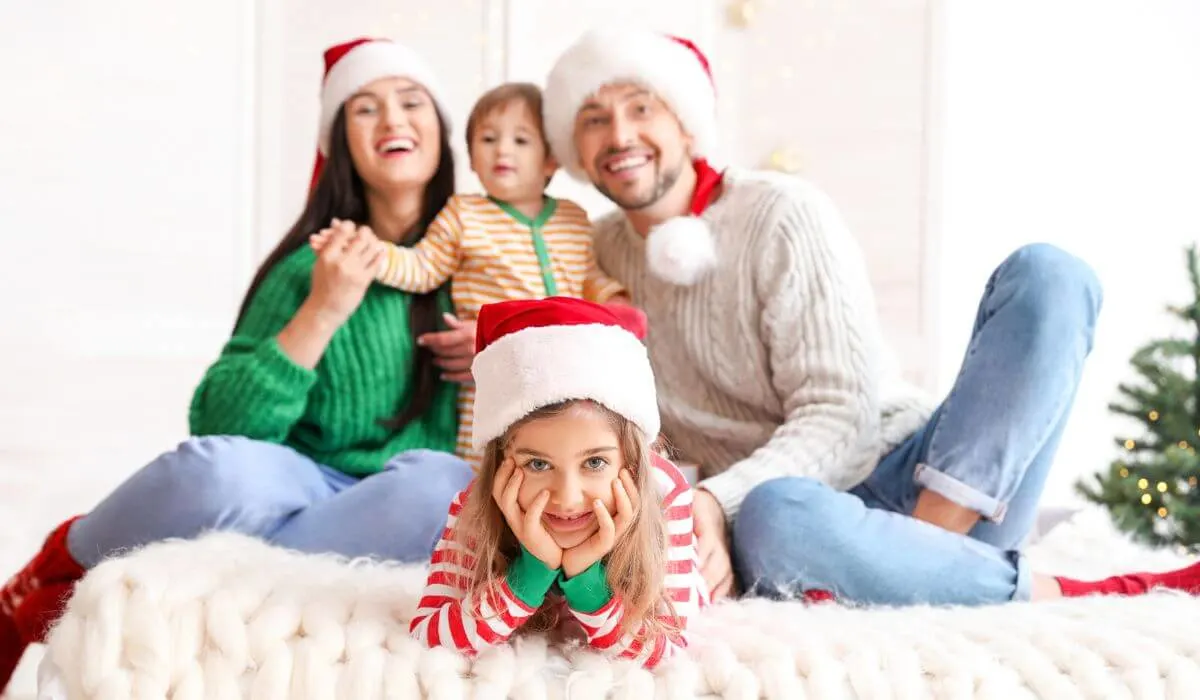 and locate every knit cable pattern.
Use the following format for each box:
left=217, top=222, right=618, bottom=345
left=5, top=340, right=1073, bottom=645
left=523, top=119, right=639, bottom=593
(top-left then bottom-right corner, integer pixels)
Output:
left=41, top=530, right=1200, bottom=699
